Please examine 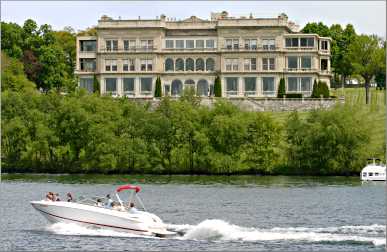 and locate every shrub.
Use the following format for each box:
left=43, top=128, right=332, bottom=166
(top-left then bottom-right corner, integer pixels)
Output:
left=311, top=80, right=330, bottom=98
left=93, top=74, right=100, bottom=94
left=277, top=78, right=286, bottom=98
left=285, top=93, right=303, bottom=98
left=154, top=76, right=162, bottom=97
left=214, top=76, right=222, bottom=97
